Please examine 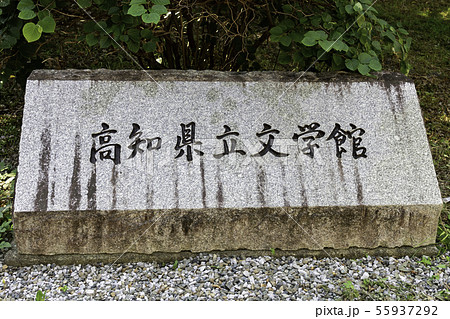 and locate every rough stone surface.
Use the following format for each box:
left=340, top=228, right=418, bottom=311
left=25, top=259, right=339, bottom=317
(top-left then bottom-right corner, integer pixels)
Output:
left=12, top=69, right=442, bottom=262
